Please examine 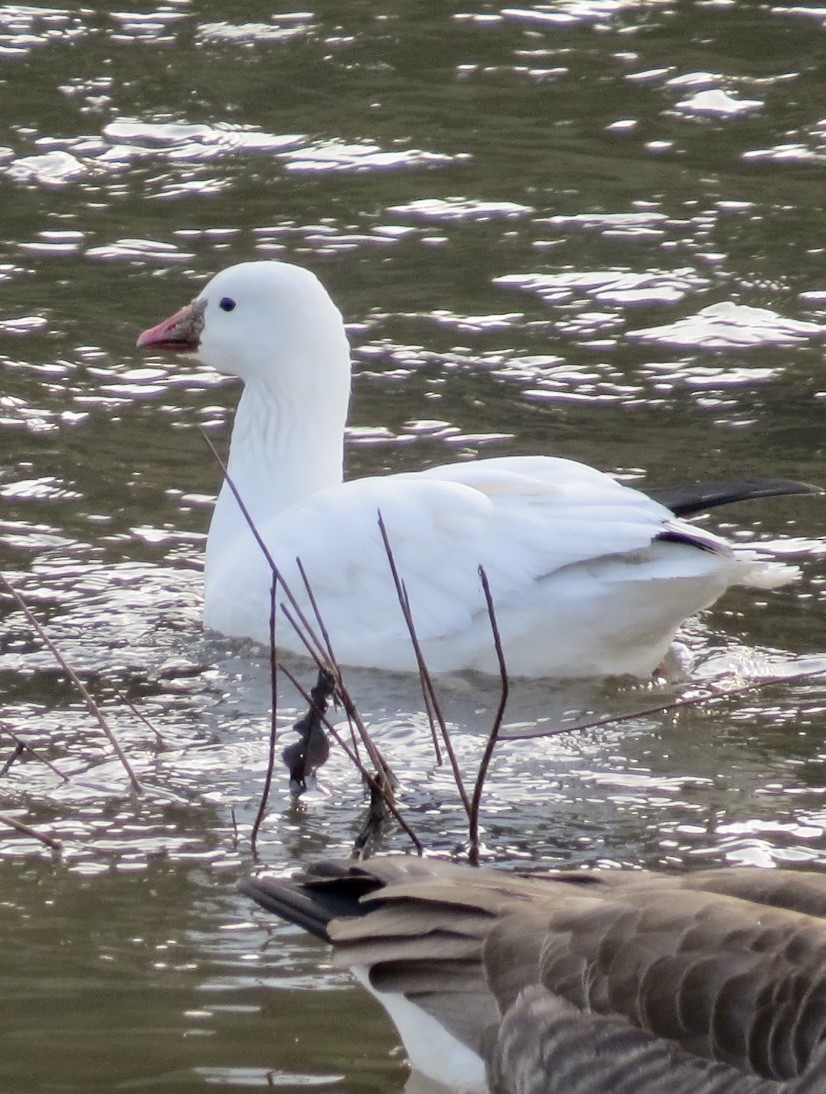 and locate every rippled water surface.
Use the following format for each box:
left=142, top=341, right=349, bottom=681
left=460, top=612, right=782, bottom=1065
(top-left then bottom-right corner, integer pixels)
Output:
left=2, top=1, right=826, bottom=1089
